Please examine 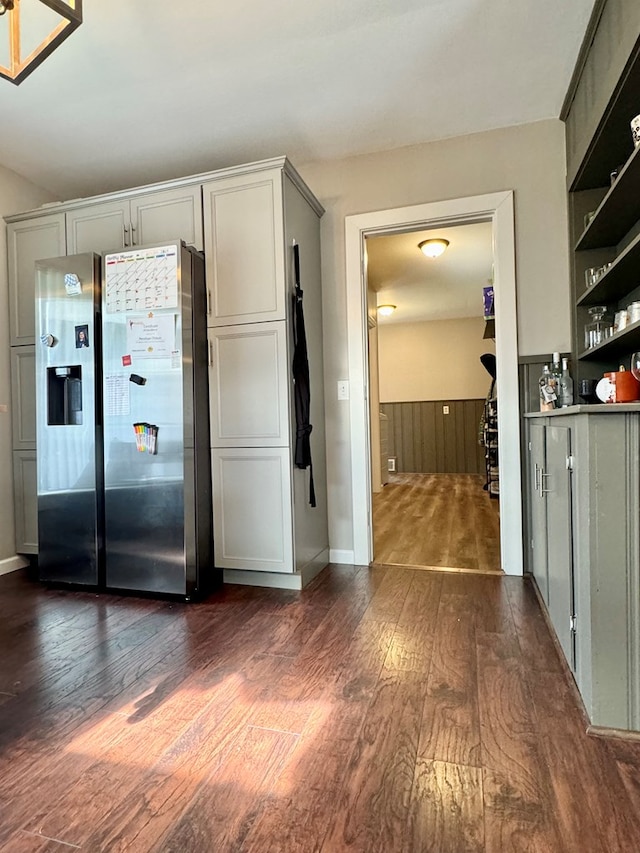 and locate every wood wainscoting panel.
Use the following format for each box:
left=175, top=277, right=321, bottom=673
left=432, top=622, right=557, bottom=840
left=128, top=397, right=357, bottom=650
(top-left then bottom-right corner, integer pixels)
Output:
left=381, top=399, right=486, bottom=474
